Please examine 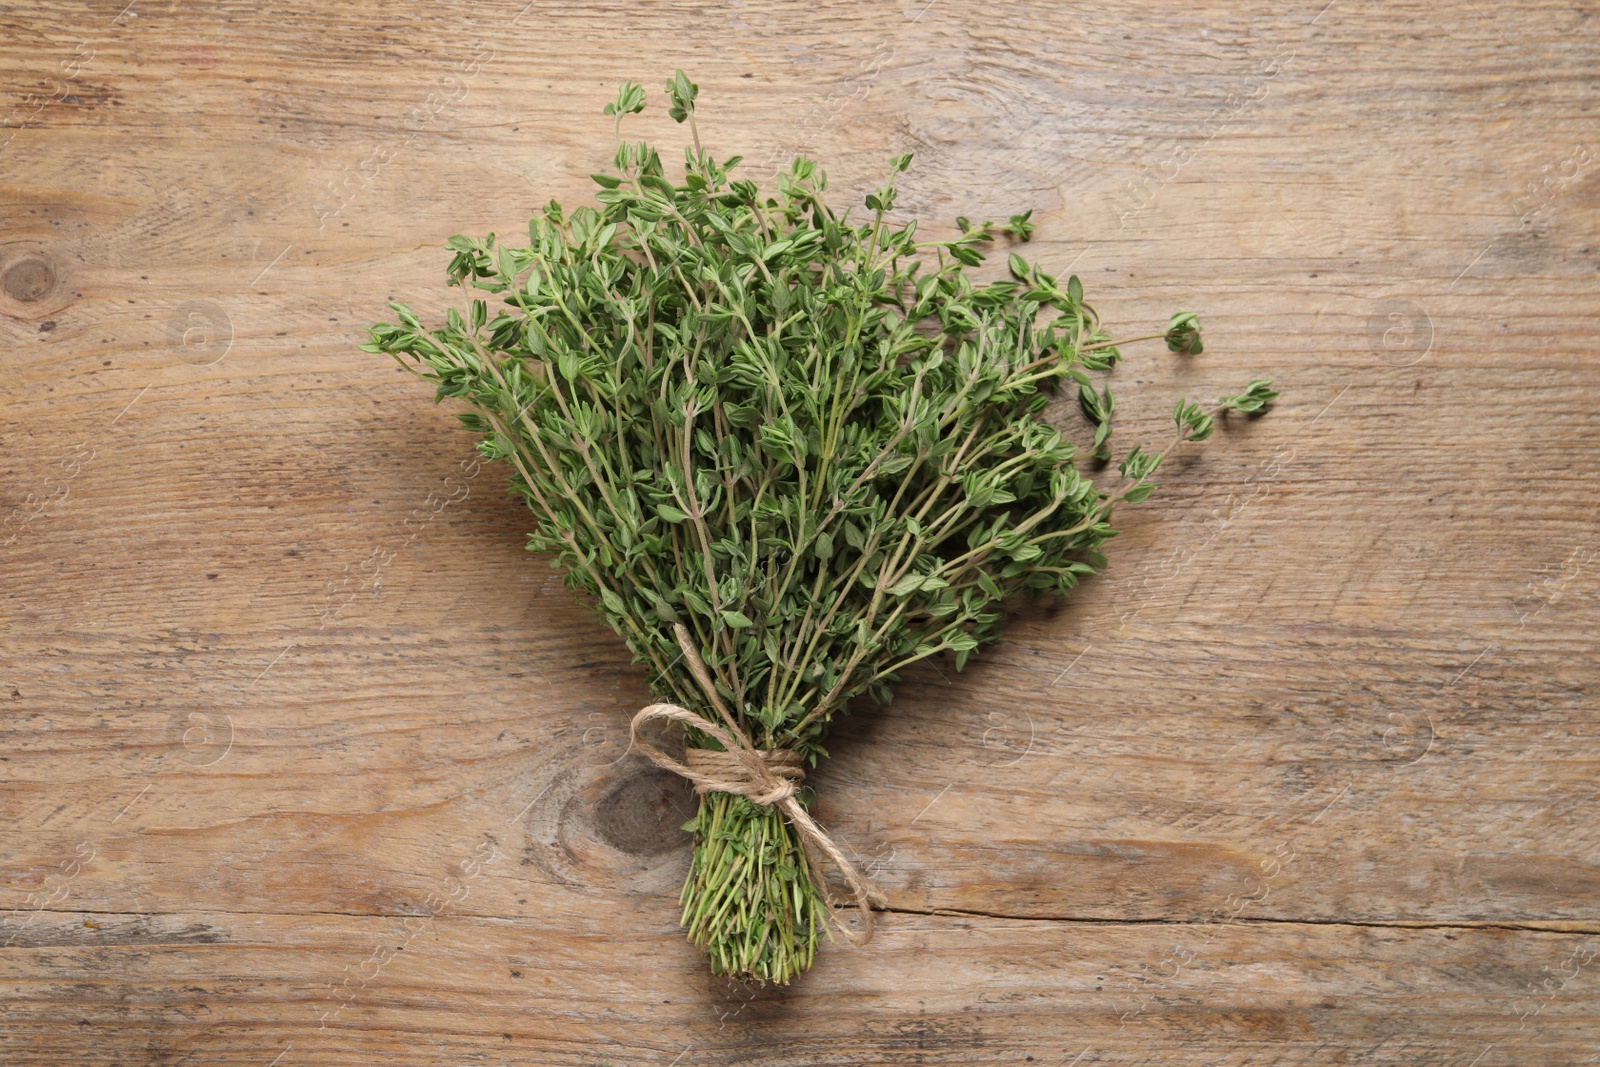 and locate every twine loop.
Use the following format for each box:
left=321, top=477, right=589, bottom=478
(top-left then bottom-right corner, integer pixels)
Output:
left=628, top=624, right=887, bottom=946
left=684, top=746, right=804, bottom=805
